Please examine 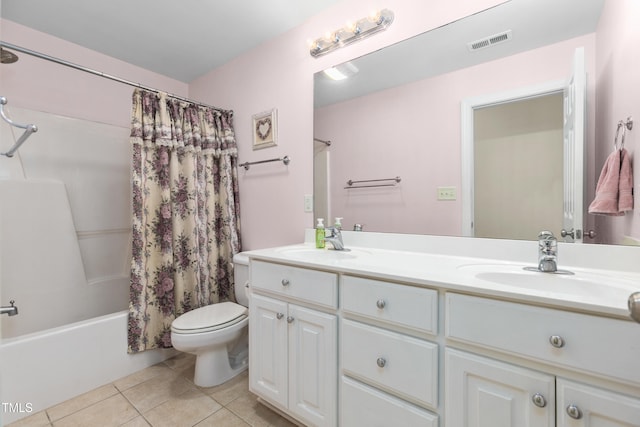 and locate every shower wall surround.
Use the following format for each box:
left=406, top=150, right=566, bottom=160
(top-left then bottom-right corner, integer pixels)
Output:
left=0, top=108, right=130, bottom=337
